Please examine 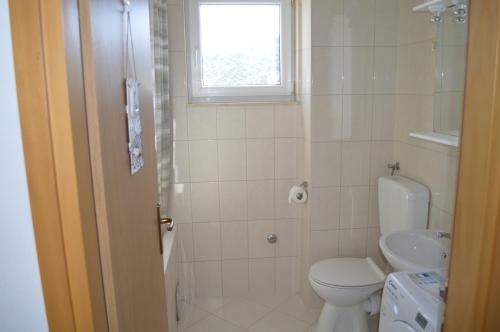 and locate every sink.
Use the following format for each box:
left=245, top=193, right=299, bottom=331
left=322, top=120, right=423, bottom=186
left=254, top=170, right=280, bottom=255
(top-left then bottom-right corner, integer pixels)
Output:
left=379, top=229, right=450, bottom=271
